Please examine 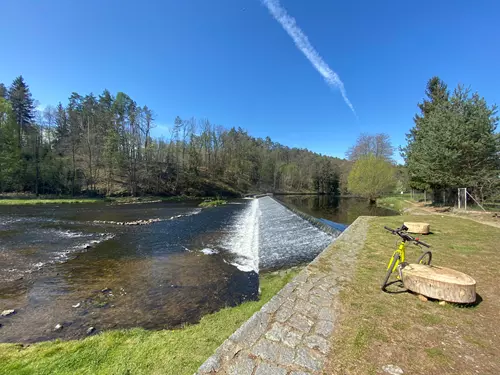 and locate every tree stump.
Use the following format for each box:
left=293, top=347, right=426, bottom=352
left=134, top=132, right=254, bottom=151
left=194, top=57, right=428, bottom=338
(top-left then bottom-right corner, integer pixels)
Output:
left=402, top=264, right=476, bottom=303
left=404, top=222, right=430, bottom=234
